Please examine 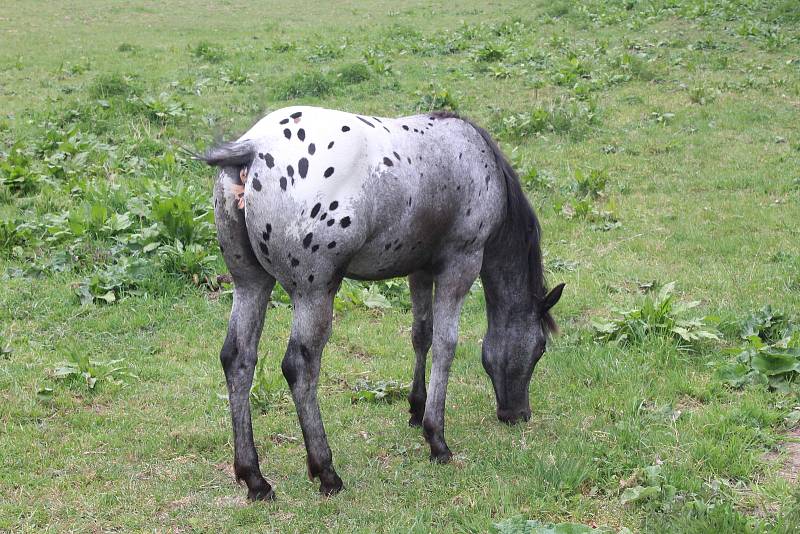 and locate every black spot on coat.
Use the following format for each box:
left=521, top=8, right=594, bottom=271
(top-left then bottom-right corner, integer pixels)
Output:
left=303, top=233, right=313, bottom=248
left=324, top=167, right=334, bottom=178
left=298, top=158, right=309, bottom=178
left=356, top=116, right=374, bottom=128
left=311, top=203, right=321, bottom=218
left=339, top=216, right=351, bottom=228
left=283, top=129, right=291, bottom=139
